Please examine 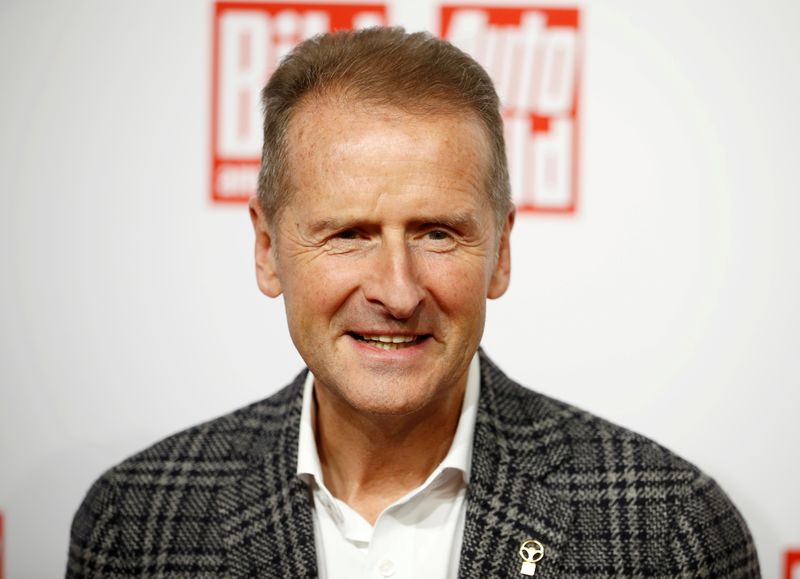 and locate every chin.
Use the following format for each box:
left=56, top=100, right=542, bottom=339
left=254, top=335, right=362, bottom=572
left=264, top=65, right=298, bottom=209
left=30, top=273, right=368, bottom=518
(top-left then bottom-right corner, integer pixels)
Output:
left=344, top=387, right=432, bottom=417
left=327, top=372, right=440, bottom=418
